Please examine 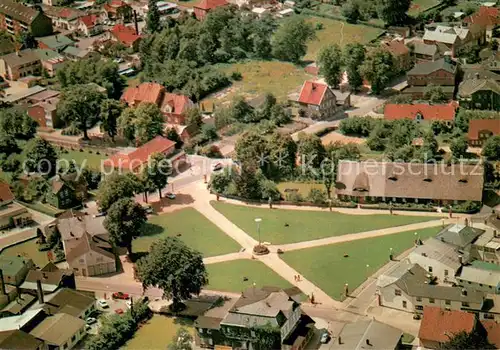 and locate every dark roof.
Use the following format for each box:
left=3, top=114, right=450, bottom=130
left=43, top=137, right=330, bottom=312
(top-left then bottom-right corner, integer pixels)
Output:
left=24, top=266, right=72, bottom=287
left=0, top=330, right=43, bottom=350
left=0, top=0, right=40, bottom=23
left=44, top=288, right=94, bottom=316
left=331, top=319, right=403, bottom=350
left=436, top=224, right=485, bottom=248
left=459, top=78, right=500, bottom=98
left=0, top=49, right=40, bottom=68
left=37, top=35, right=74, bottom=50
left=408, top=58, right=456, bottom=76
left=194, top=316, right=222, bottom=329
